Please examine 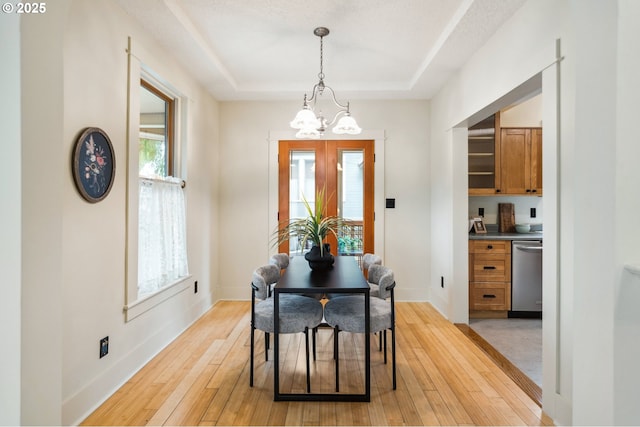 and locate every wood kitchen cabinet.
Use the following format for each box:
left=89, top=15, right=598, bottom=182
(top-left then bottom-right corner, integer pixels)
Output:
left=468, top=113, right=501, bottom=195
left=469, top=240, right=511, bottom=314
left=499, top=128, right=542, bottom=195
